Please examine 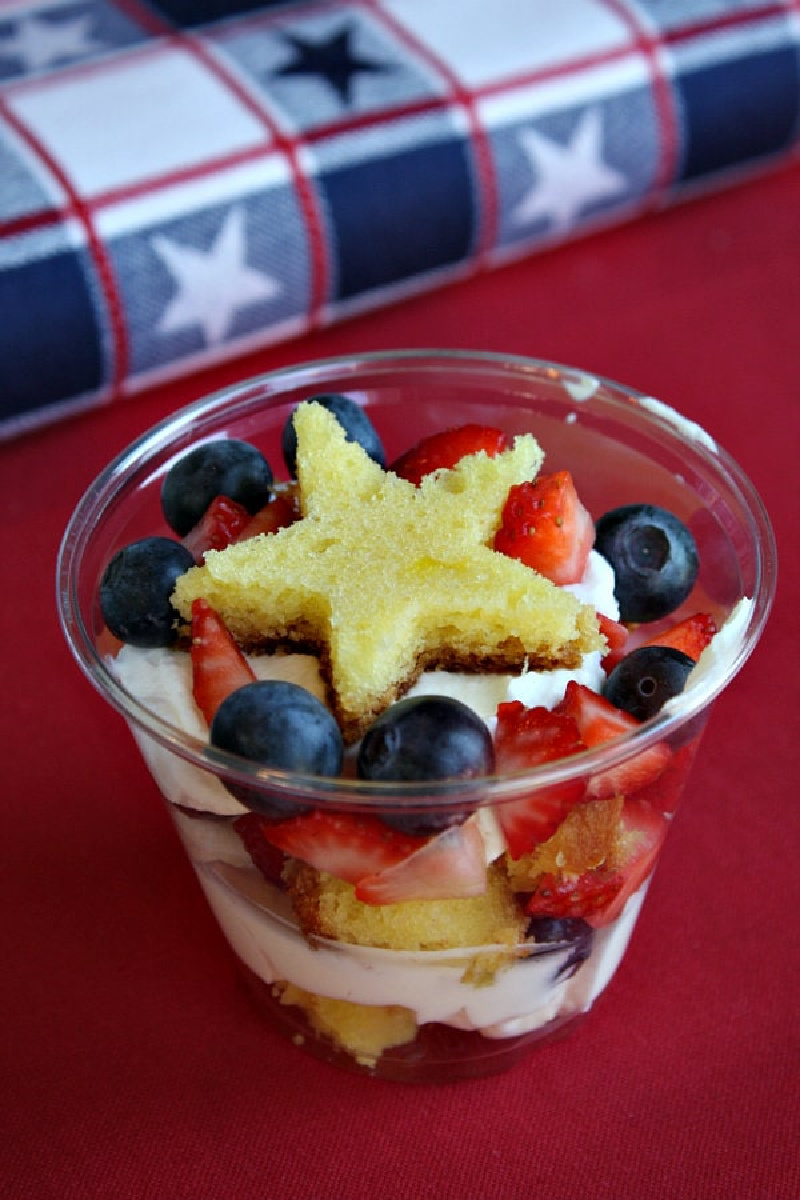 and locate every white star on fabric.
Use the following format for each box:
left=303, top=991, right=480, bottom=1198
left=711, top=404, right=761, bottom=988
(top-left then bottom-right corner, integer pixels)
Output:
left=152, top=207, right=281, bottom=347
left=0, top=14, right=103, bottom=71
left=512, top=108, right=627, bottom=233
